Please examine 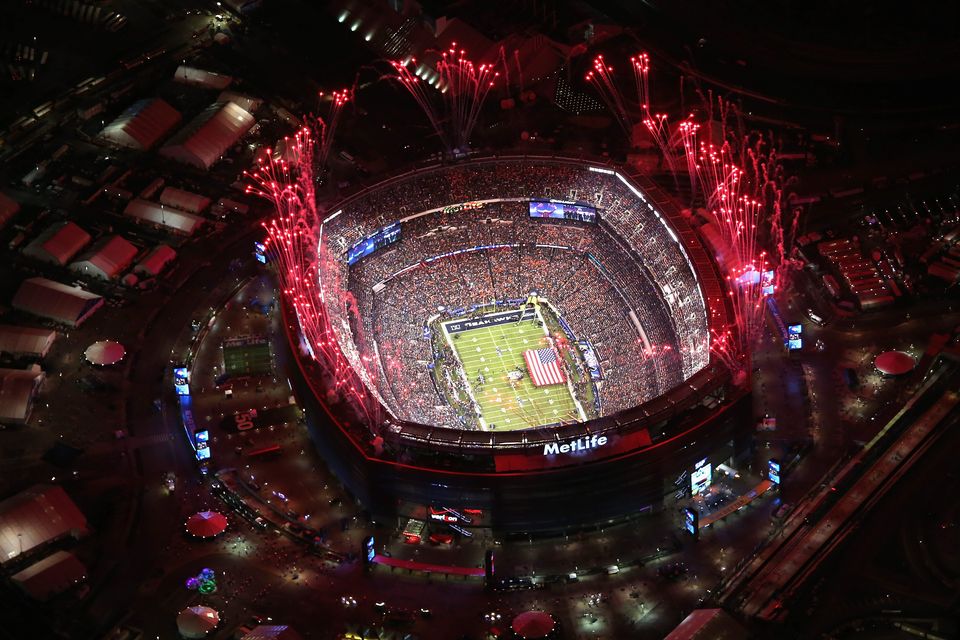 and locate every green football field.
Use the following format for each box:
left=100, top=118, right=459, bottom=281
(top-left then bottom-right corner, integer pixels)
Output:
left=443, top=312, right=582, bottom=431
left=222, top=340, right=273, bottom=376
